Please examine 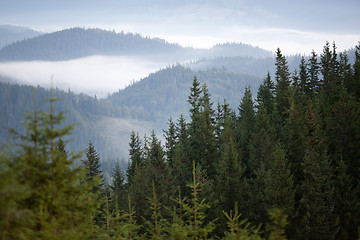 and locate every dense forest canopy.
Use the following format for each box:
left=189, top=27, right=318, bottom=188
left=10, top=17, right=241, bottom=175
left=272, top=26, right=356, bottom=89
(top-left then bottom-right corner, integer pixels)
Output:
left=1, top=42, right=360, bottom=239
